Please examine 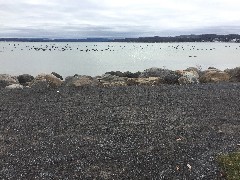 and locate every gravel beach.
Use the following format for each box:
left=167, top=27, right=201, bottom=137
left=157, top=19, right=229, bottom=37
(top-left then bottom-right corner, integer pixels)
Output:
left=1, top=83, right=240, bottom=179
